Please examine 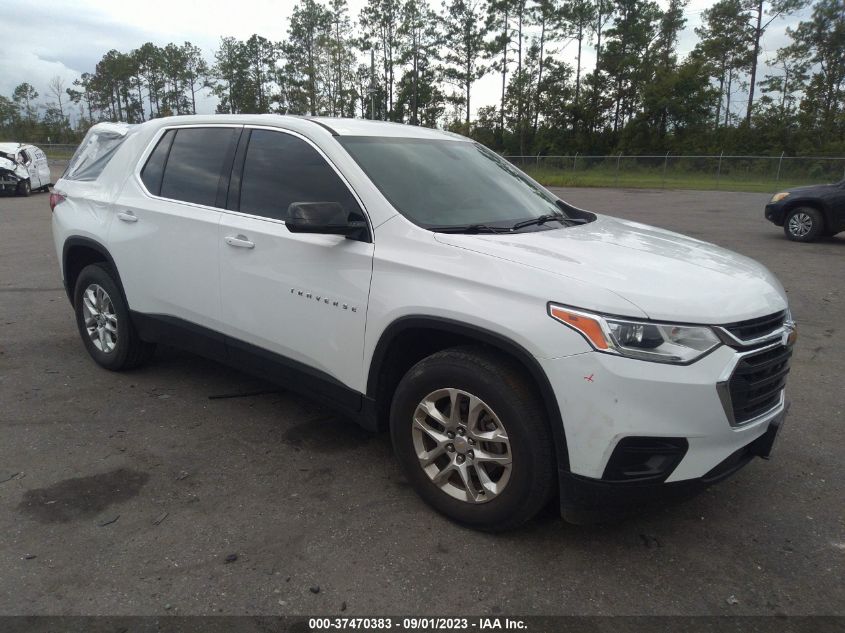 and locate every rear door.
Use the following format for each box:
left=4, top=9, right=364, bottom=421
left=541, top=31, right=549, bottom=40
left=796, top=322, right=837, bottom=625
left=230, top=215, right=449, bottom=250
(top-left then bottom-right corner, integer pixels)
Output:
left=32, top=146, right=51, bottom=186
left=109, top=125, right=241, bottom=340
left=218, top=127, right=374, bottom=399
